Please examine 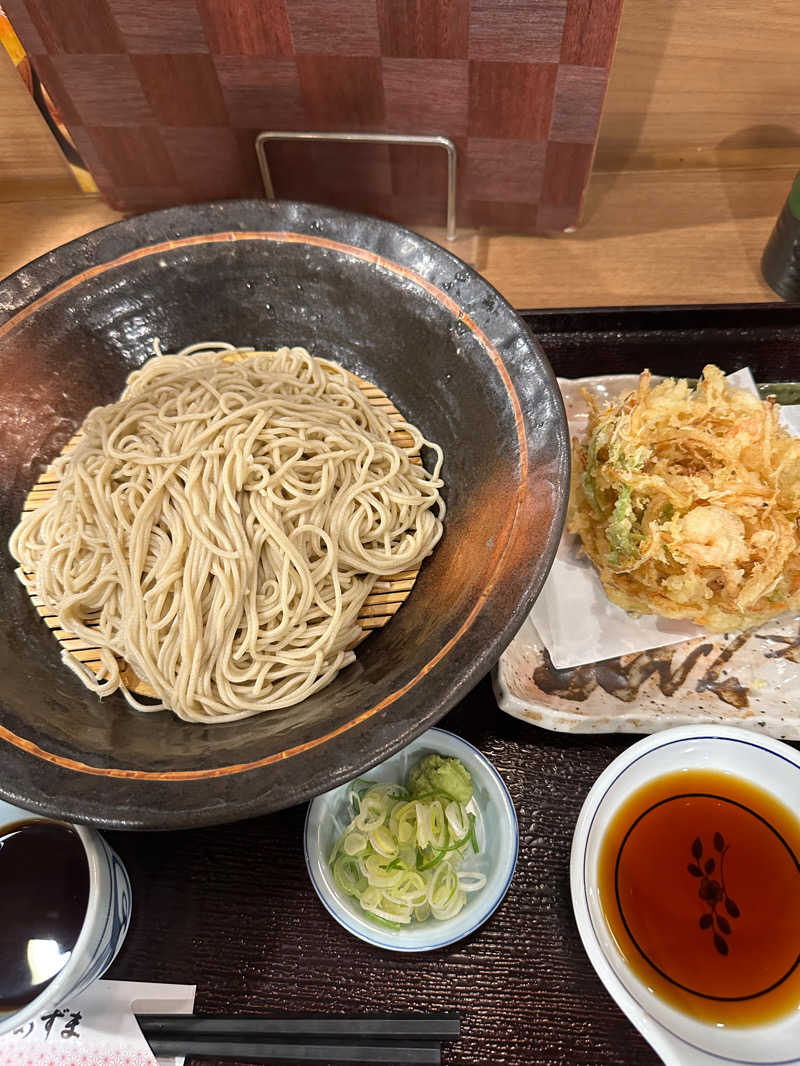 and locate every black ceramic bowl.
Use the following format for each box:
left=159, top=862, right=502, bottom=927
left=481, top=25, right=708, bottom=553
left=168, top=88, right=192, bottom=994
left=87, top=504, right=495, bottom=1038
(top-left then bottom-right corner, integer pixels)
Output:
left=0, top=200, right=568, bottom=829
